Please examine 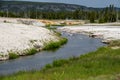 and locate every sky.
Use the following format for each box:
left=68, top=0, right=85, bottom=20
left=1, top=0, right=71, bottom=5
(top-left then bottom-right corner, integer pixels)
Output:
left=3, top=0, right=120, bottom=8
